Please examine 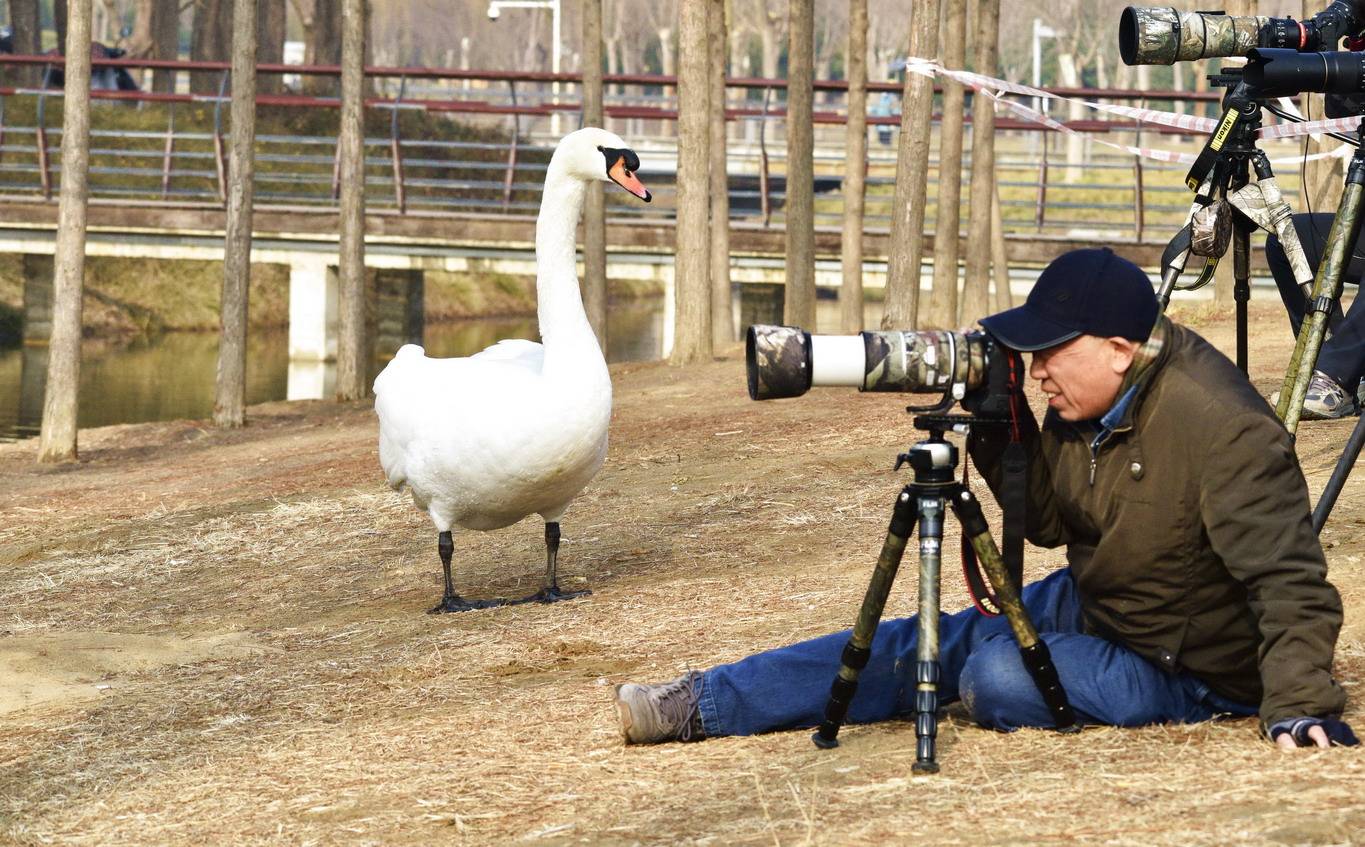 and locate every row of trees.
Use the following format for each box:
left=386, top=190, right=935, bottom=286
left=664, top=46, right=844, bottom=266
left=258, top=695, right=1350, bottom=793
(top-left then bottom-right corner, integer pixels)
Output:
left=36, top=0, right=371, bottom=462
left=4, top=0, right=338, bottom=93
